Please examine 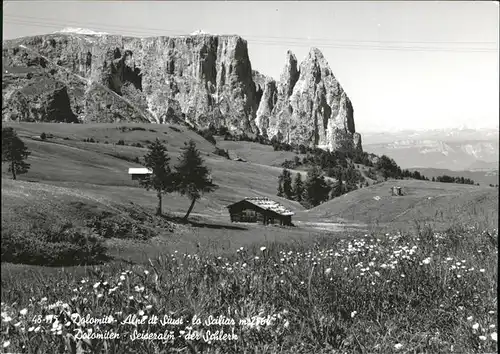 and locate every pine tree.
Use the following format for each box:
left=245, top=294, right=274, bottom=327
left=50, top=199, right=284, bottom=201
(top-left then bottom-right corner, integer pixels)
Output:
left=282, top=168, right=293, bottom=199
left=292, top=172, right=304, bottom=203
left=303, top=166, right=329, bottom=208
left=332, top=173, right=344, bottom=198
left=2, top=127, right=31, bottom=180
left=175, top=140, right=217, bottom=221
left=140, top=138, right=175, bottom=216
